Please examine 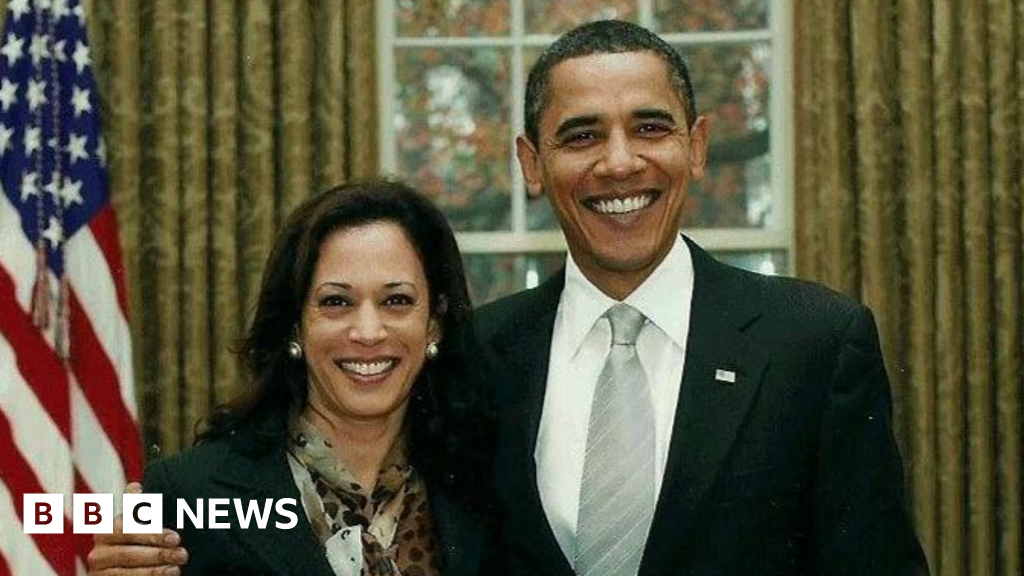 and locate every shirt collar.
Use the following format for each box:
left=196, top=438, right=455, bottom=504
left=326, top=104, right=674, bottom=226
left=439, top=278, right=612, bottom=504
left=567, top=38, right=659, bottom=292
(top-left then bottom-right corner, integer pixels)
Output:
left=560, top=234, right=693, bottom=355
